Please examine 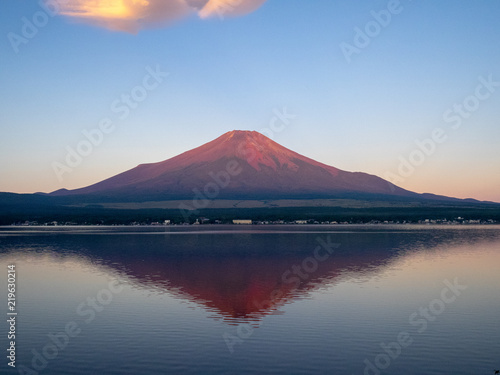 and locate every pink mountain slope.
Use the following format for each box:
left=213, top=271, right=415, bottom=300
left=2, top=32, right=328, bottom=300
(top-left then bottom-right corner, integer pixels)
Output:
left=51, top=130, right=415, bottom=200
